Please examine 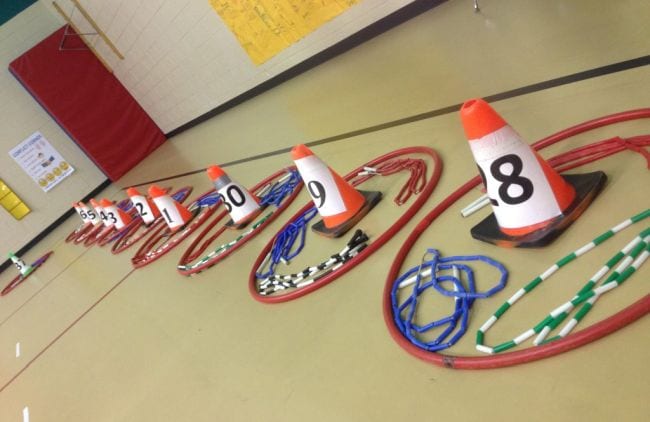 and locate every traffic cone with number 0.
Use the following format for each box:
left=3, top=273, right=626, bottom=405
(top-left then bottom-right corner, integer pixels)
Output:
left=460, top=98, right=606, bottom=247
left=207, top=165, right=261, bottom=226
left=291, top=144, right=381, bottom=238
left=148, top=185, right=193, bottom=231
